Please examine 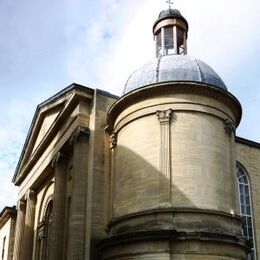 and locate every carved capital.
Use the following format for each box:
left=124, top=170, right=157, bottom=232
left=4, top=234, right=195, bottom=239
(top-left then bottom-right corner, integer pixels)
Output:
left=156, top=109, right=173, bottom=124
left=17, top=200, right=26, bottom=211
left=26, top=189, right=36, bottom=202
left=110, top=133, right=117, bottom=149
left=51, top=151, right=66, bottom=168
left=69, top=126, right=90, bottom=145
left=224, top=119, right=235, bottom=136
